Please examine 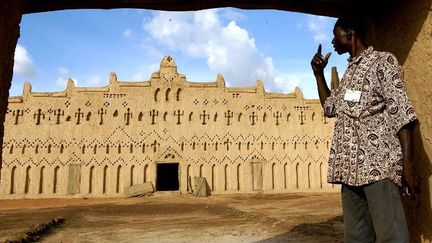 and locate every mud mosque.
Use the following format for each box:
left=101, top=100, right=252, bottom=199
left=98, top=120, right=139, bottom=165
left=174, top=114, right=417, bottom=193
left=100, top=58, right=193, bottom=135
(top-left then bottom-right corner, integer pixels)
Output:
left=1, top=0, right=431, bottom=241
left=0, top=57, right=337, bottom=198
